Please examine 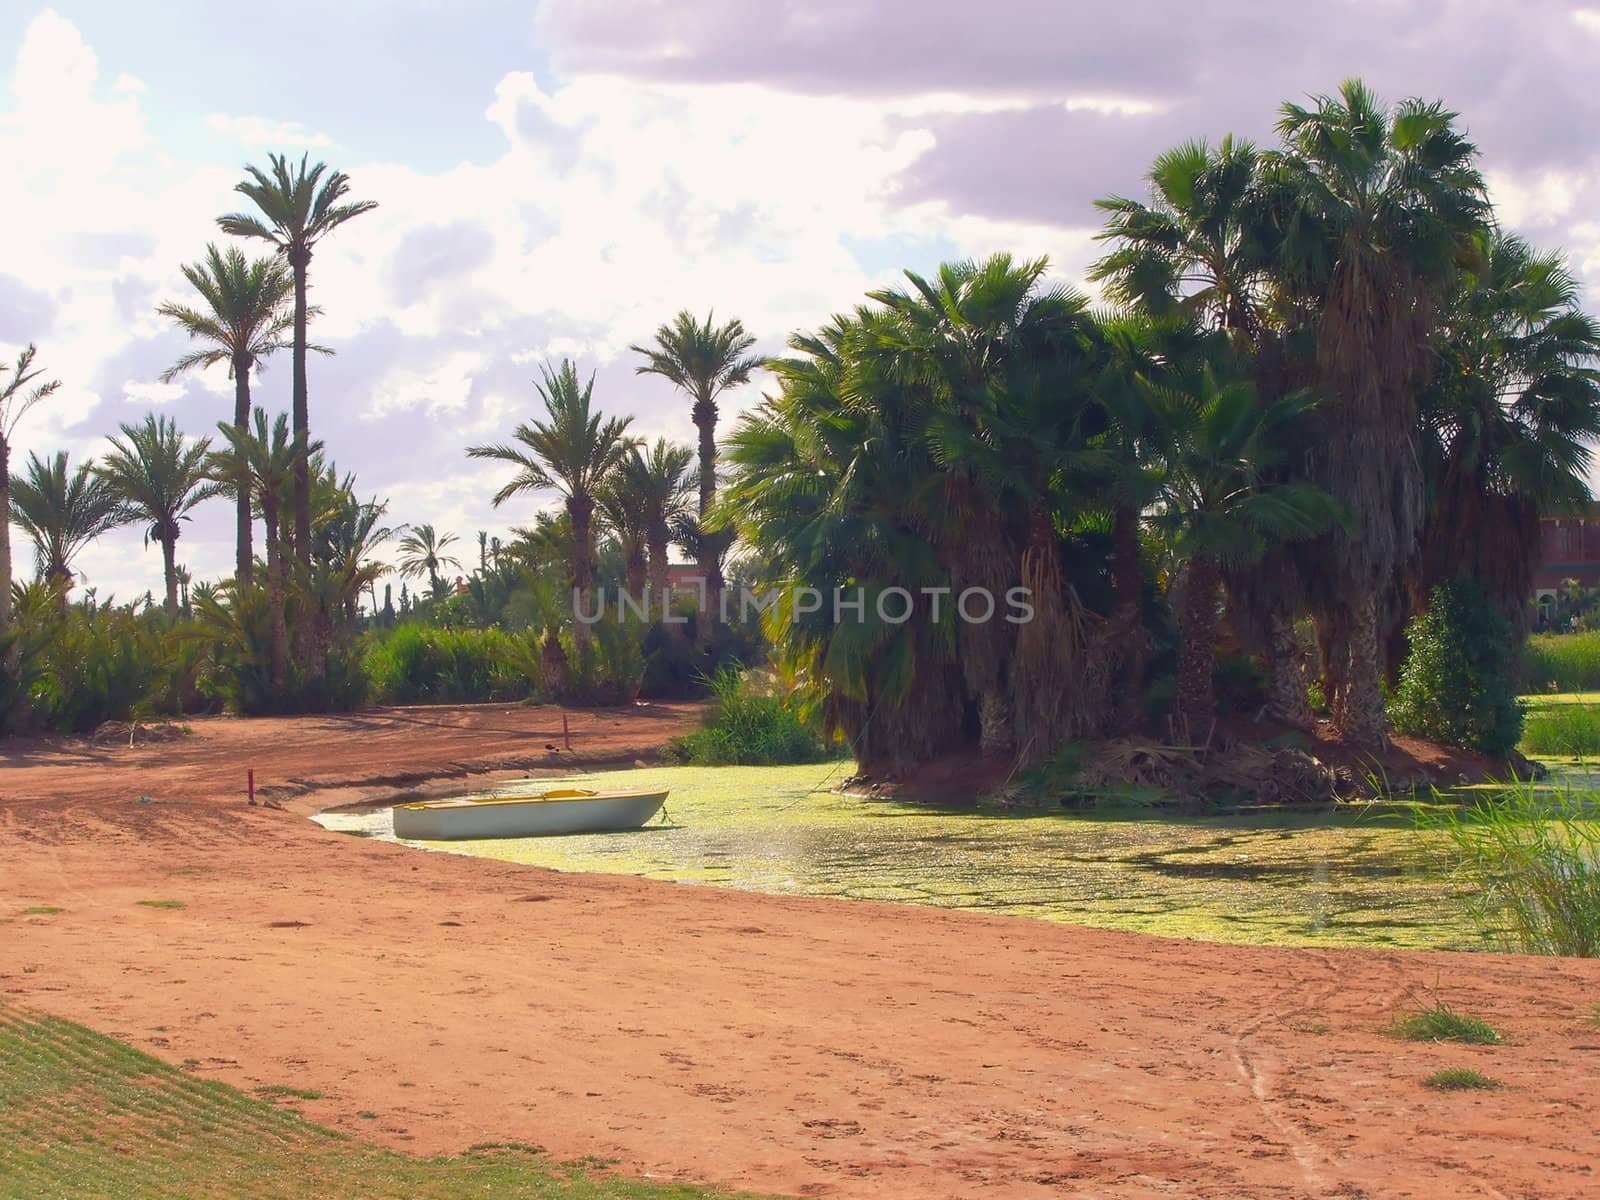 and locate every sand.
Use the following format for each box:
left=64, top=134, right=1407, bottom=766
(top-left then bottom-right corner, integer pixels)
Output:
left=2, top=703, right=1598, bottom=1199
